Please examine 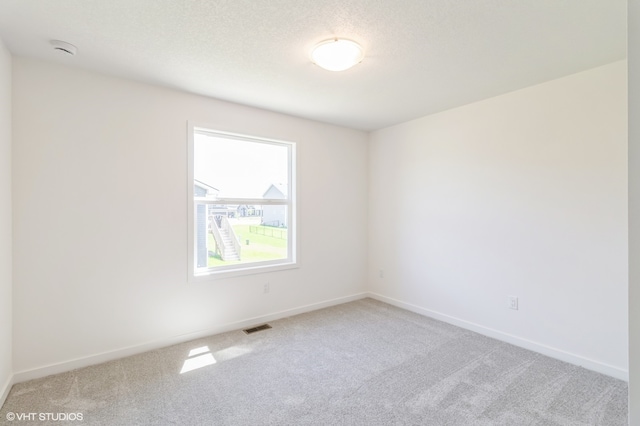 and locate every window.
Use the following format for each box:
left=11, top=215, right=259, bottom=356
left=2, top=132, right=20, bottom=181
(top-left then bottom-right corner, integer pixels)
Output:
left=188, top=125, right=297, bottom=280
